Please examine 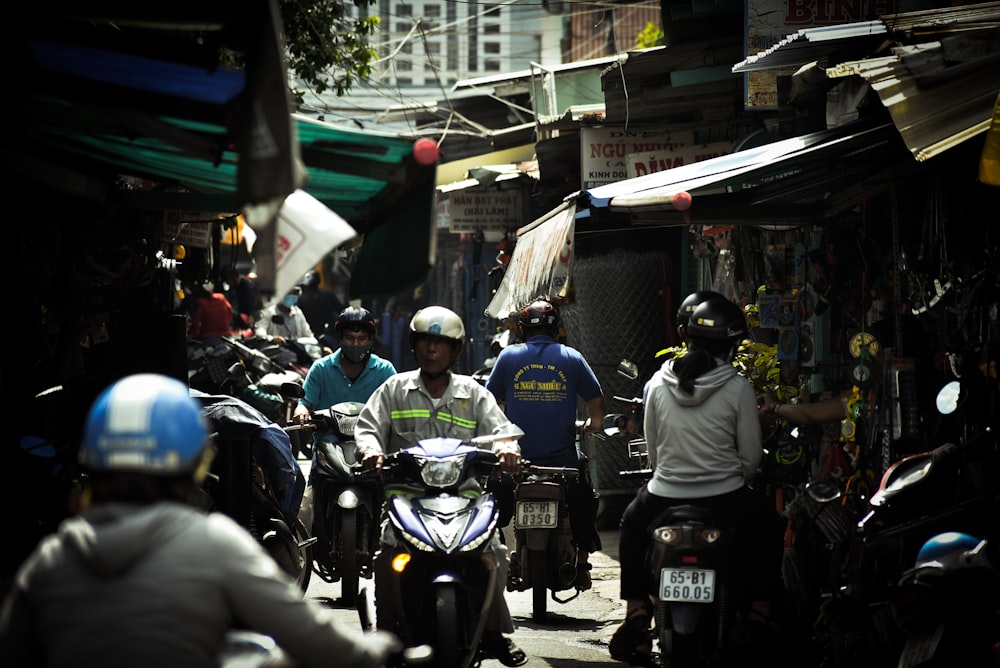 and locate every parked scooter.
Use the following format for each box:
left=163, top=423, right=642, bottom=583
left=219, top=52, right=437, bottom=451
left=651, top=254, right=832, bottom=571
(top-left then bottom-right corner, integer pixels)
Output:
left=891, top=531, right=1000, bottom=667
left=195, top=392, right=314, bottom=592
left=285, top=401, right=382, bottom=605
left=189, top=334, right=308, bottom=399
left=363, top=425, right=522, bottom=668
left=506, top=461, right=582, bottom=621
left=806, top=377, right=1000, bottom=666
